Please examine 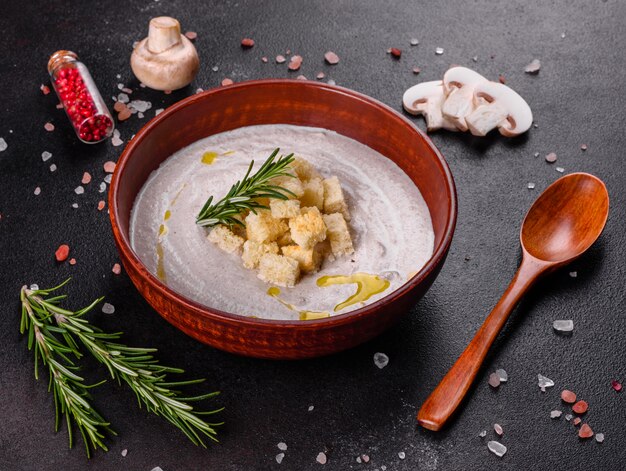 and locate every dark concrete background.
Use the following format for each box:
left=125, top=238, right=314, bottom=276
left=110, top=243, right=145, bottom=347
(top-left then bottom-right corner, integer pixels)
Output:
left=1, top=0, right=624, bottom=469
